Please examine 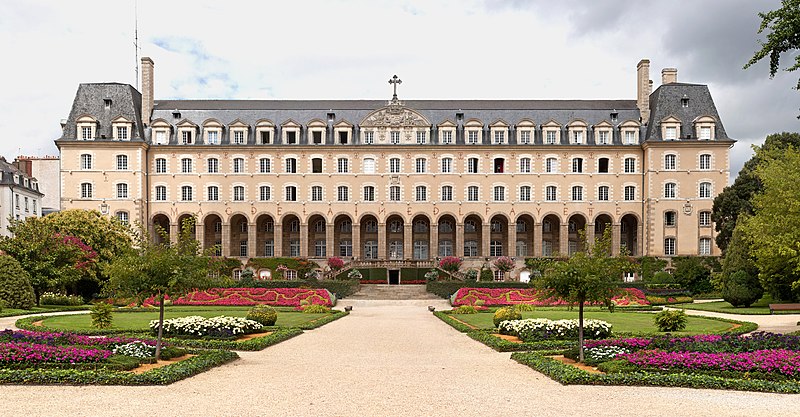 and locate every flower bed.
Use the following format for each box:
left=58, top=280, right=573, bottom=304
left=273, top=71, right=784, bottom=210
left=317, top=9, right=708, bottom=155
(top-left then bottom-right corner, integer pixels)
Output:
left=618, top=349, right=800, bottom=377
left=0, top=329, right=158, bottom=348
left=150, top=316, right=262, bottom=338
left=0, top=342, right=111, bottom=364
left=143, top=288, right=336, bottom=307
left=584, top=332, right=800, bottom=352
left=450, top=287, right=649, bottom=307
left=498, top=318, right=612, bottom=341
